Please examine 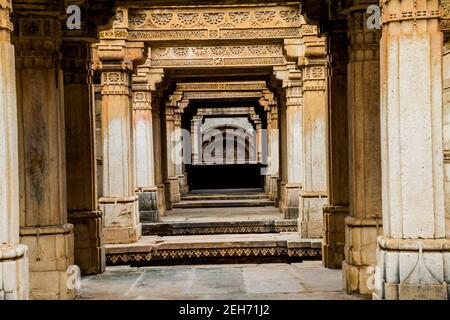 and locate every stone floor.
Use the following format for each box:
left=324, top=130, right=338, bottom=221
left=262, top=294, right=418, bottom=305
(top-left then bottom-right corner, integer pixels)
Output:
left=161, top=206, right=283, bottom=222
left=78, top=261, right=366, bottom=300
